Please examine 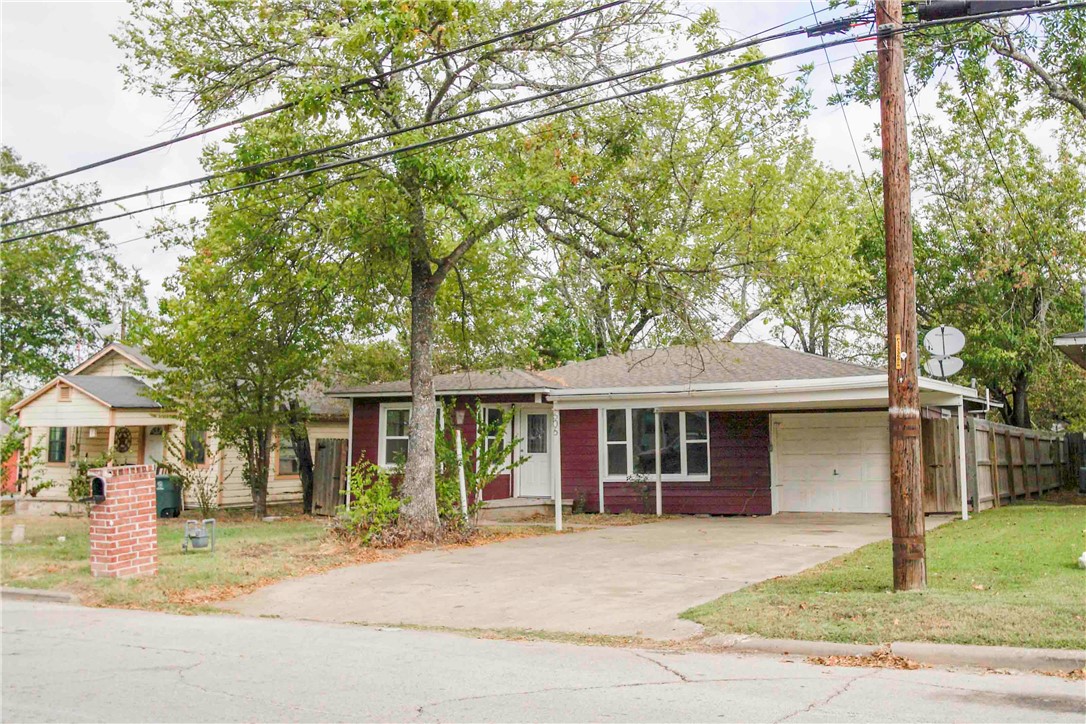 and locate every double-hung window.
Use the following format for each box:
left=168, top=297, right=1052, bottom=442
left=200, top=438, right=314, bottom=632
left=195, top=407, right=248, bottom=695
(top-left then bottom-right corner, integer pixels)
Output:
left=47, top=427, right=67, bottom=463
left=380, top=404, right=411, bottom=467
left=480, top=407, right=506, bottom=451
left=601, top=409, right=709, bottom=480
left=277, top=434, right=299, bottom=476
